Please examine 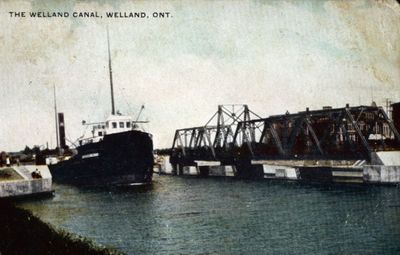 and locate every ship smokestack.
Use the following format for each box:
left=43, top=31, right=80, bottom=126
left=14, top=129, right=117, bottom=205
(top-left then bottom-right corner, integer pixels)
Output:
left=58, top=112, right=66, bottom=149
